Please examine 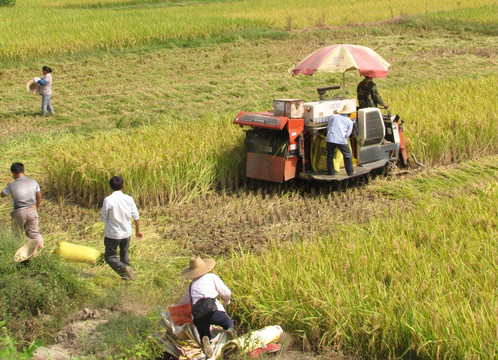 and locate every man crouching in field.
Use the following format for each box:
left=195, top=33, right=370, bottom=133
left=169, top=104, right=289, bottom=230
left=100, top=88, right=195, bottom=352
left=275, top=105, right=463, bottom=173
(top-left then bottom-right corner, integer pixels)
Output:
left=1, top=162, right=44, bottom=248
left=101, top=176, right=143, bottom=281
